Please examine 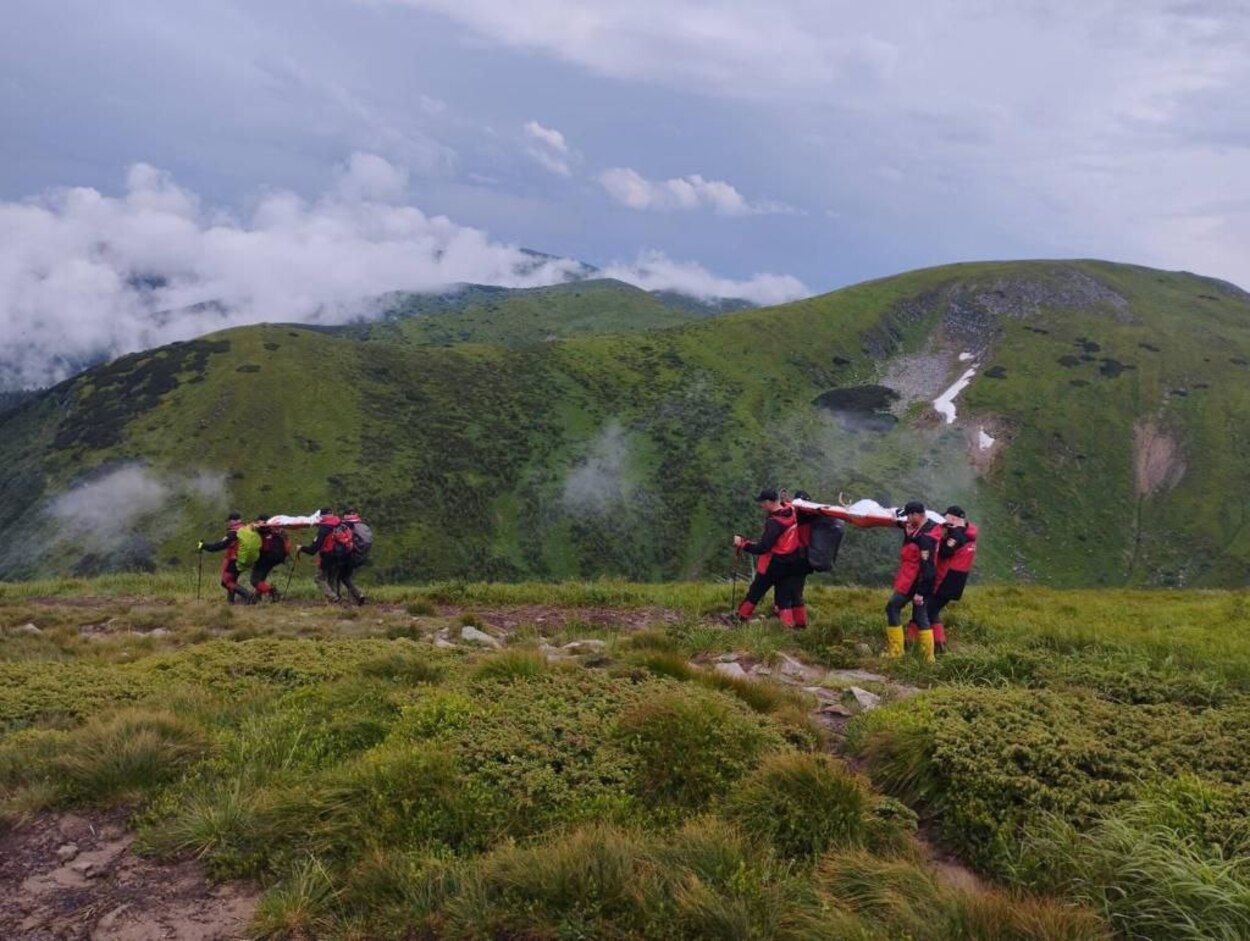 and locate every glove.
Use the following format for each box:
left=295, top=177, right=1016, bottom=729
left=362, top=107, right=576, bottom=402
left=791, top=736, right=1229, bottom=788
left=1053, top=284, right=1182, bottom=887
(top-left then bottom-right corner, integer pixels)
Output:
left=732, top=535, right=747, bottom=549
left=196, top=541, right=204, bottom=551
